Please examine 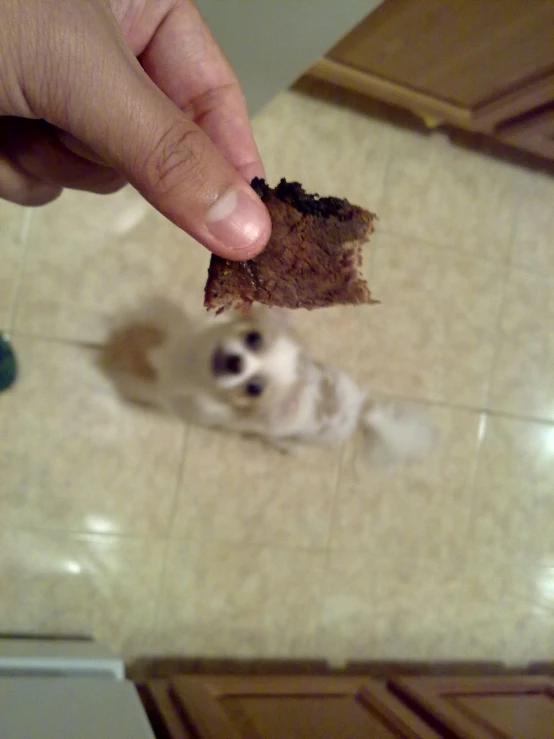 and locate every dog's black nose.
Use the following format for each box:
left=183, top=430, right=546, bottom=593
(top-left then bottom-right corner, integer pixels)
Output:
left=212, top=348, right=245, bottom=377
left=225, top=354, right=243, bottom=374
